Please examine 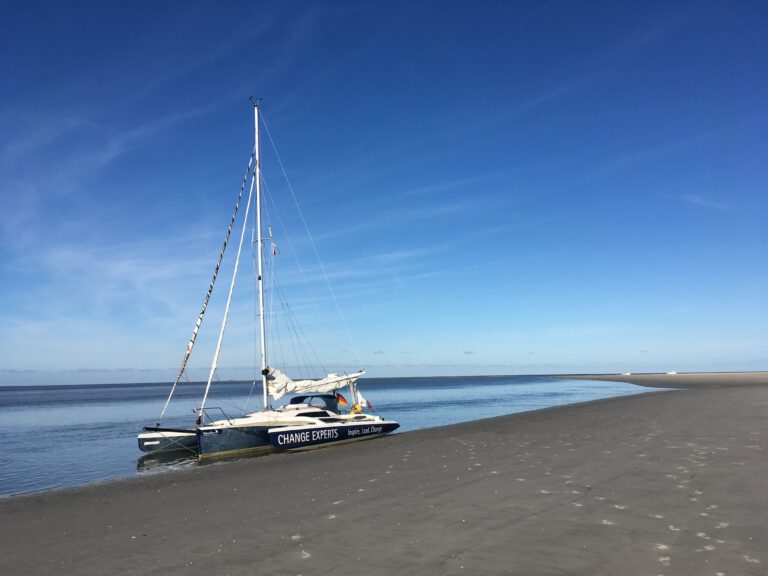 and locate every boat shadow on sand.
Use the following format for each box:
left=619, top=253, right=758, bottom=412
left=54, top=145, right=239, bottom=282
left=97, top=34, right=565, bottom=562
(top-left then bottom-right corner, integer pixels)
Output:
left=136, top=449, right=275, bottom=474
